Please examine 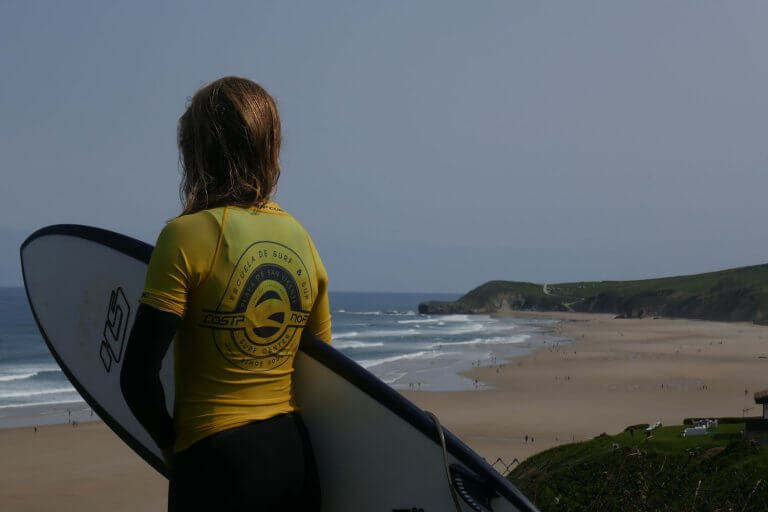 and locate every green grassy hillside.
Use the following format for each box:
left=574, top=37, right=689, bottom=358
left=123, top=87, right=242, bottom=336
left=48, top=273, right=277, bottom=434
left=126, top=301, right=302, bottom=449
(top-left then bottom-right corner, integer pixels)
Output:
left=508, top=424, right=768, bottom=511
left=419, top=264, right=768, bottom=323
